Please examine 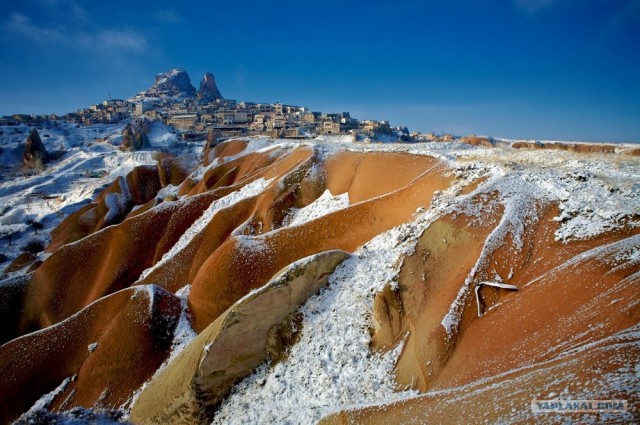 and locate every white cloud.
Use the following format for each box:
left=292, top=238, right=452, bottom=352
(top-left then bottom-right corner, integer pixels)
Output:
left=69, top=3, right=89, bottom=24
left=32, top=0, right=88, bottom=23
left=76, top=29, right=149, bottom=53
left=96, top=30, right=149, bottom=52
left=4, top=12, right=64, bottom=42
left=4, top=12, right=148, bottom=53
